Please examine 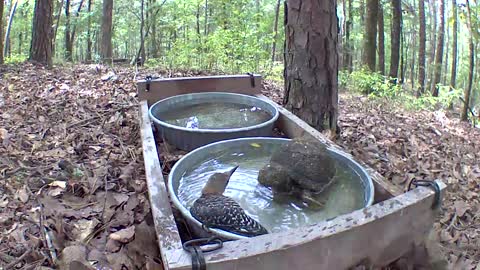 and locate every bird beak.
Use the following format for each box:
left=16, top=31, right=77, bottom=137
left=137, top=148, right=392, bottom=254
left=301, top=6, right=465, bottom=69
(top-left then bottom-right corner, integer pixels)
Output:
left=228, top=165, right=239, bottom=176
